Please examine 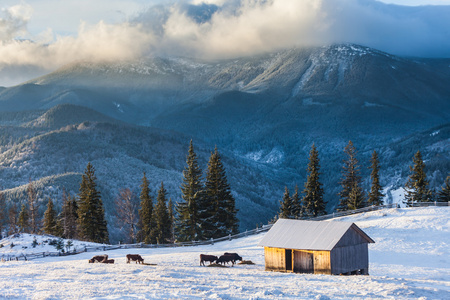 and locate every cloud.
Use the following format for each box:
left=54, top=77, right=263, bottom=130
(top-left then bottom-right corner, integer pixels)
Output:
left=1, top=0, right=450, bottom=86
